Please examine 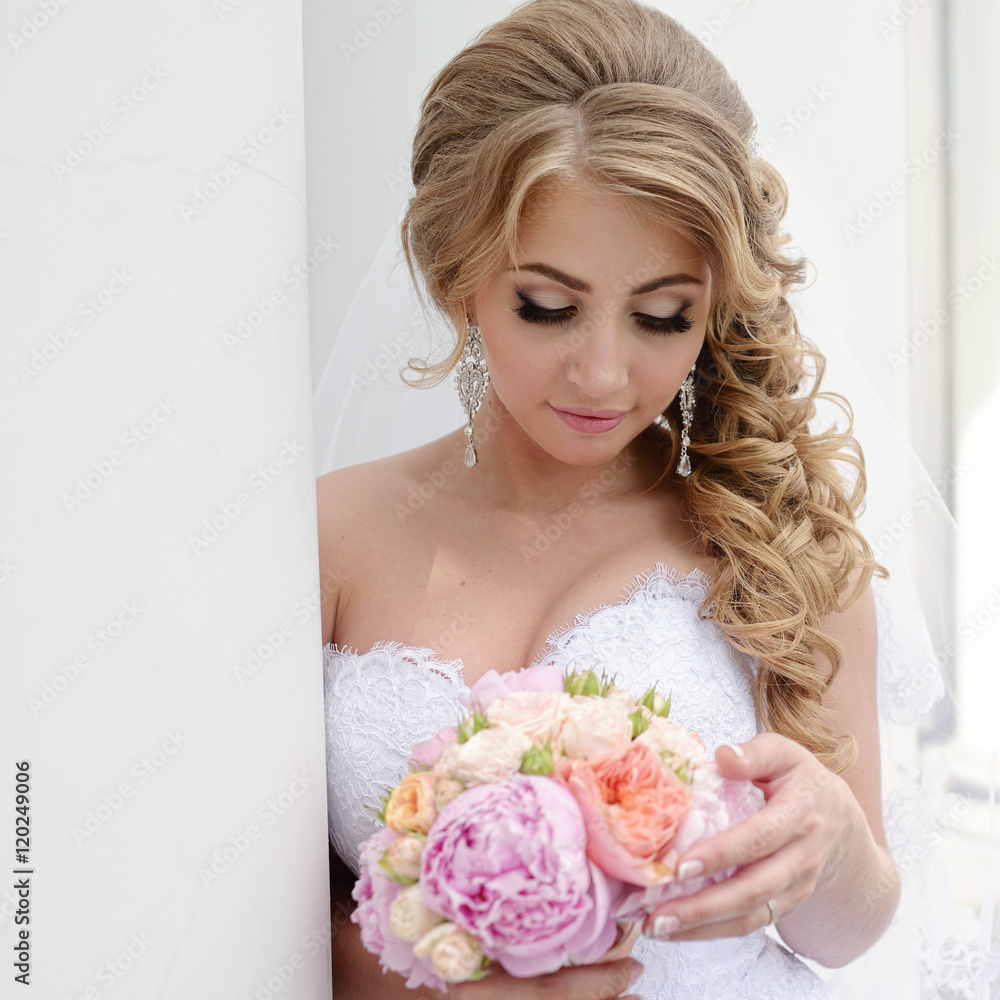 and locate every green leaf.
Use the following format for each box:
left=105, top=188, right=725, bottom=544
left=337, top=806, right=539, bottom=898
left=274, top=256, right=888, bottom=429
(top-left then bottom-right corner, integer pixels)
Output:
left=629, top=710, right=650, bottom=739
left=520, top=743, right=554, bottom=775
